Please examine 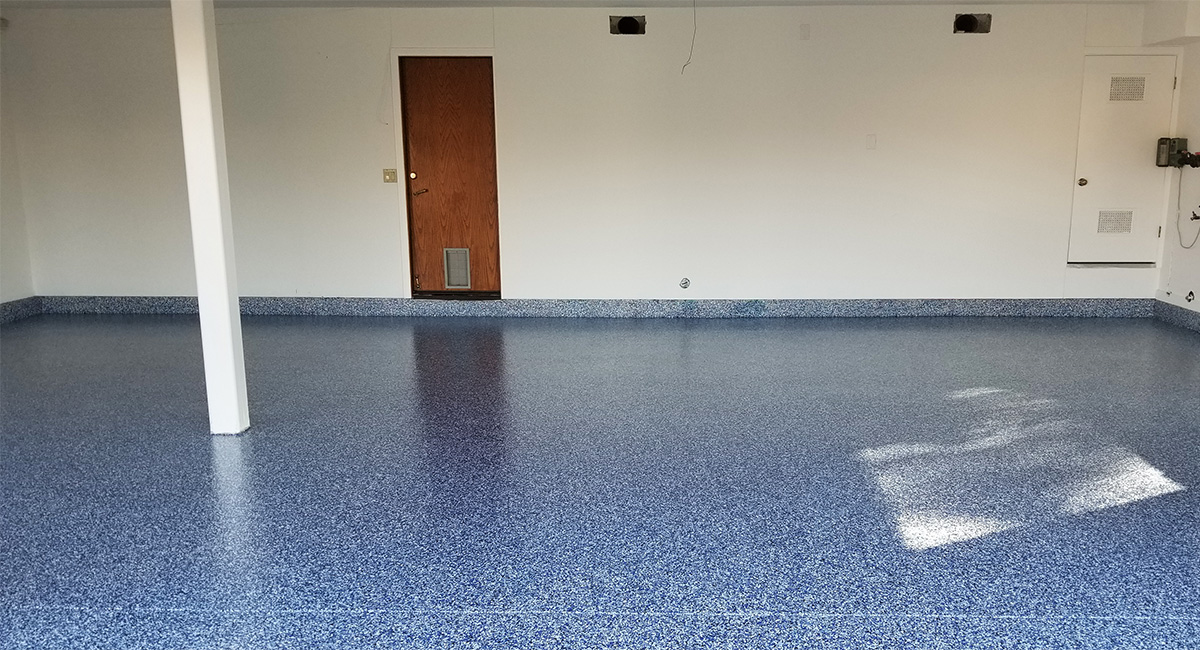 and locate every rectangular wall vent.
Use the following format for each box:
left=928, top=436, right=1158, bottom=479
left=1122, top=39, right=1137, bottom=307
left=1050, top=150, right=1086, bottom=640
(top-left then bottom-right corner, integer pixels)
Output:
left=1097, top=210, right=1134, bottom=234
left=1109, top=76, right=1146, bottom=102
left=953, top=13, right=991, bottom=34
left=610, top=15, right=646, bottom=35
left=443, top=248, right=471, bottom=289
